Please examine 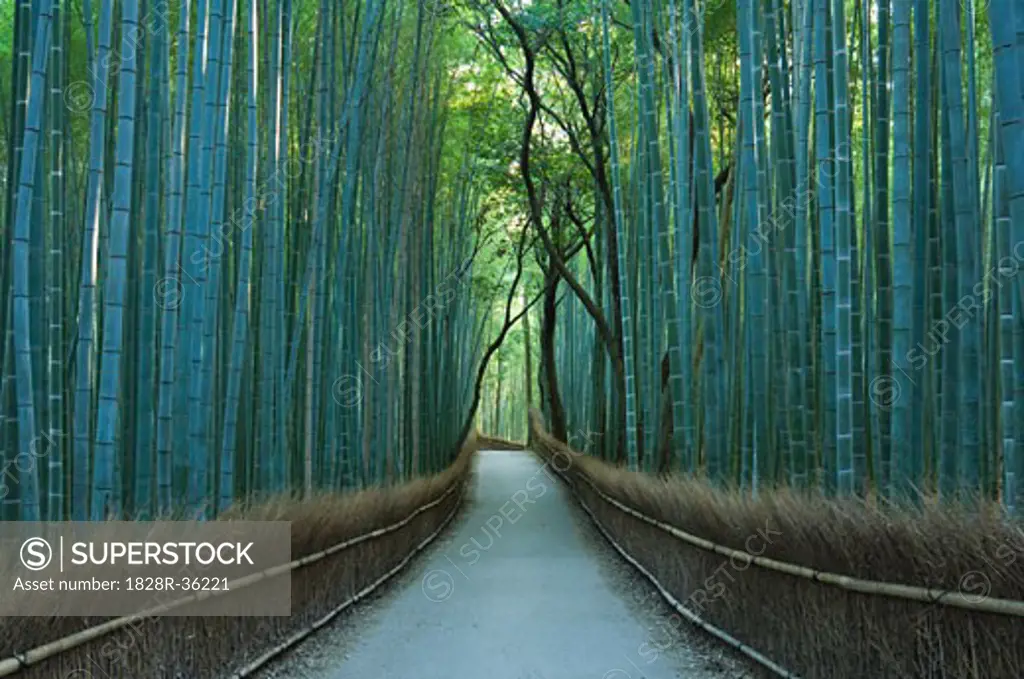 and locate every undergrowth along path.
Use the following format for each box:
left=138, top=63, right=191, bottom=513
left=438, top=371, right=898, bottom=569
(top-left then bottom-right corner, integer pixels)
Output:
left=283, top=450, right=754, bottom=679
